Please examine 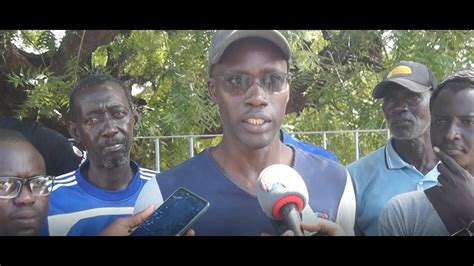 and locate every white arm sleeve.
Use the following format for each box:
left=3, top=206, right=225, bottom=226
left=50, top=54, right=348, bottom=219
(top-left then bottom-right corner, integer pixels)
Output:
left=335, top=170, right=356, bottom=236
left=133, top=177, right=164, bottom=214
